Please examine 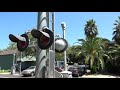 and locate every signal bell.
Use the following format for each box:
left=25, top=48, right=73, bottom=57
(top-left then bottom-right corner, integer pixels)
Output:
left=55, top=38, right=68, bottom=53
left=31, top=28, right=54, bottom=49
left=9, top=34, right=29, bottom=52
